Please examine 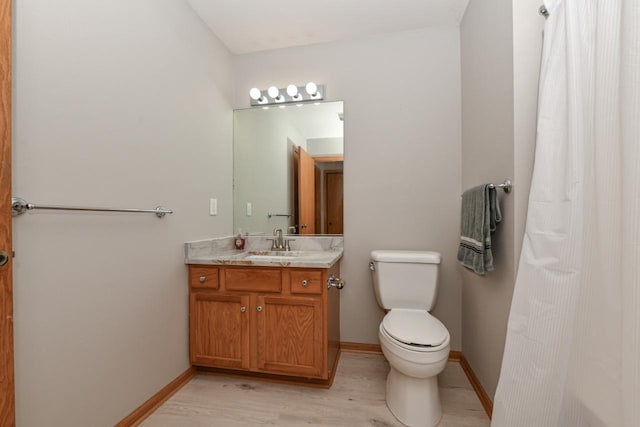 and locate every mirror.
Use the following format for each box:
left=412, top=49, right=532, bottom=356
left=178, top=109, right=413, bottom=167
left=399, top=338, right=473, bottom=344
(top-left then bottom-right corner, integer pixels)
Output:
left=233, top=101, right=344, bottom=236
